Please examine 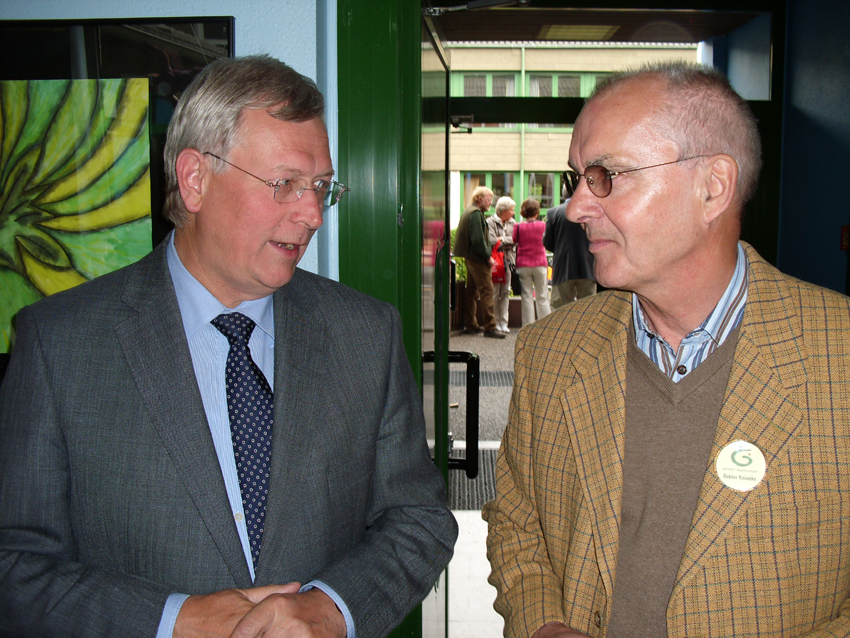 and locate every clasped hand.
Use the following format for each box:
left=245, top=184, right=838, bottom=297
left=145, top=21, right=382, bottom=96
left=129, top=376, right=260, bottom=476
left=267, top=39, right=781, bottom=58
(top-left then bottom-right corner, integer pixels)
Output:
left=174, top=583, right=347, bottom=638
